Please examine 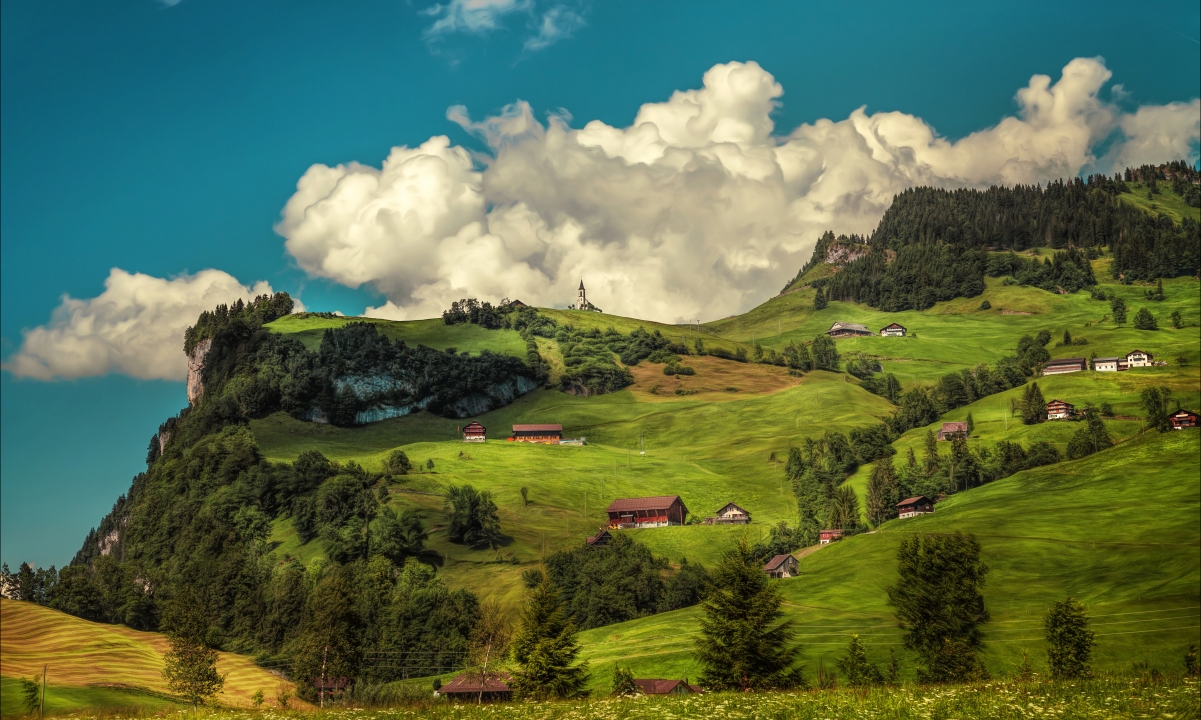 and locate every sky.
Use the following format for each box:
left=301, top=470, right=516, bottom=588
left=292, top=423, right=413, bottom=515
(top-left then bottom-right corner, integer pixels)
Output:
left=2, top=0, right=1199, bottom=569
